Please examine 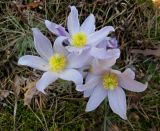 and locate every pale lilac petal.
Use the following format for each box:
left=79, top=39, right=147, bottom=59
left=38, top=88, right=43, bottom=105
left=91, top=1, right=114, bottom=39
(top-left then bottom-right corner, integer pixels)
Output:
left=77, top=65, right=89, bottom=78
left=122, top=68, right=135, bottom=79
left=96, top=38, right=107, bottom=49
left=54, top=36, right=69, bottom=55
left=59, top=69, right=83, bottom=85
left=85, top=85, right=107, bottom=111
left=32, top=28, right=54, bottom=61
left=76, top=74, right=100, bottom=91
left=66, top=46, right=87, bottom=54
left=80, top=14, right=95, bottom=35
left=102, top=48, right=120, bottom=59
left=106, top=37, right=118, bottom=49
left=90, top=59, right=114, bottom=75
left=85, top=73, right=94, bottom=82
left=119, top=74, right=148, bottom=92
left=110, top=69, right=121, bottom=75
left=90, top=48, right=120, bottom=72
left=87, top=26, right=115, bottom=46
left=83, top=88, right=94, bottom=98
left=97, top=37, right=118, bottom=49
left=18, top=55, right=49, bottom=71
left=36, top=72, right=58, bottom=93
left=67, top=6, right=80, bottom=35
left=94, top=54, right=120, bottom=72
left=108, top=87, right=127, bottom=120
left=90, top=59, right=106, bottom=75
left=45, top=20, right=69, bottom=37
left=67, top=50, right=93, bottom=68
left=90, top=47, right=120, bottom=59
left=97, top=59, right=117, bottom=71
left=90, top=47, right=107, bottom=59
